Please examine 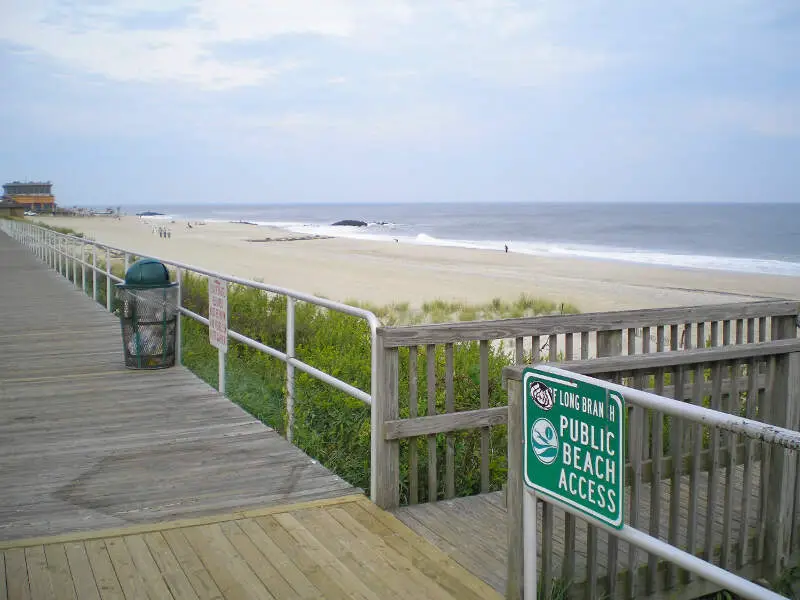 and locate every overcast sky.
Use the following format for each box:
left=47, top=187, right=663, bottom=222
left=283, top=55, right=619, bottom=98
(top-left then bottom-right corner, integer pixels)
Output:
left=1, top=1, right=798, bottom=206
